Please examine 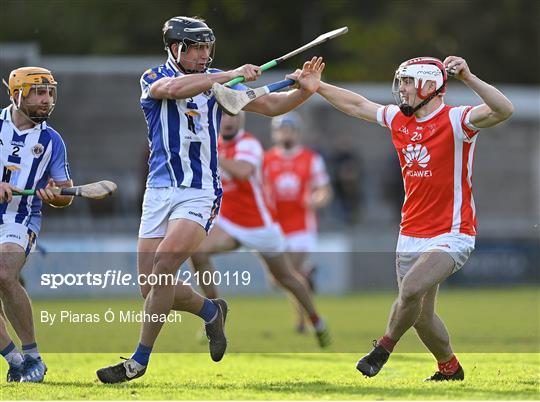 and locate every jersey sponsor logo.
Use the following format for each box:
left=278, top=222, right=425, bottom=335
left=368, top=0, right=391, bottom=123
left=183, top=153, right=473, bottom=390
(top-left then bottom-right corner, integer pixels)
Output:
left=31, top=144, right=44, bottom=158
left=11, top=140, right=25, bottom=147
left=402, top=144, right=433, bottom=177
left=6, top=233, right=22, bottom=240
left=402, top=144, right=430, bottom=168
